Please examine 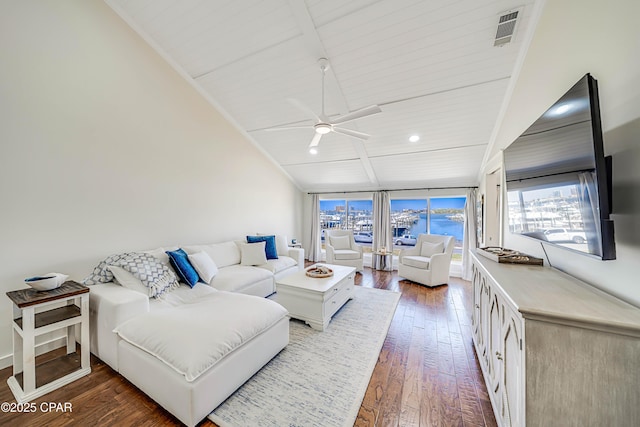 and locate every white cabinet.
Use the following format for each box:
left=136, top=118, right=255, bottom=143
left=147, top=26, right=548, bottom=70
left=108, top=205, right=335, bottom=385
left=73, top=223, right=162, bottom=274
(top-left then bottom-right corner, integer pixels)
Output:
left=472, top=263, right=523, bottom=427
left=500, top=303, right=522, bottom=427
left=471, top=252, right=640, bottom=427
